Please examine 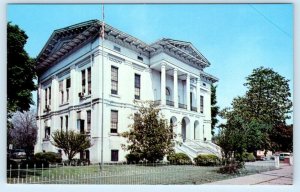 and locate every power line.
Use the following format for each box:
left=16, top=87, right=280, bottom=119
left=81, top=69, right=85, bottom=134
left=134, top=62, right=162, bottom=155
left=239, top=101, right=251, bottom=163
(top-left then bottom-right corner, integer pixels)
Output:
left=248, top=4, right=292, bottom=39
